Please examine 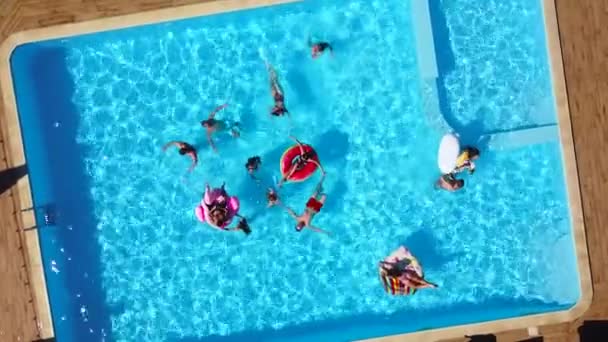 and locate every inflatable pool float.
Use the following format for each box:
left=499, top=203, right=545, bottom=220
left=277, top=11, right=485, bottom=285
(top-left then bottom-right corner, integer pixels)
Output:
left=195, top=184, right=240, bottom=229
left=437, top=133, right=460, bottom=174
left=379, top=246, right=424, bottom=296
left=279, top=144, right=319, bottom=182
